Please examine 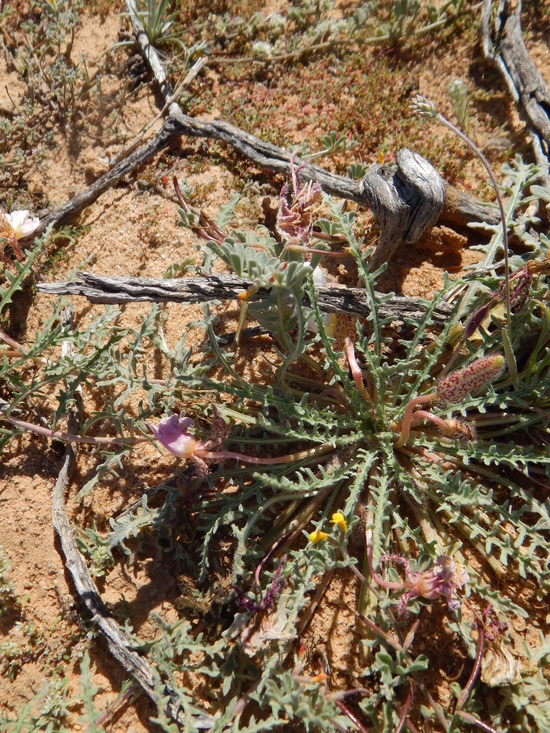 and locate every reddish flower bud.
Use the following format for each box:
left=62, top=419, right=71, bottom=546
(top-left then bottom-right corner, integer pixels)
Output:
left=437, top=355, right=505, bottom=404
